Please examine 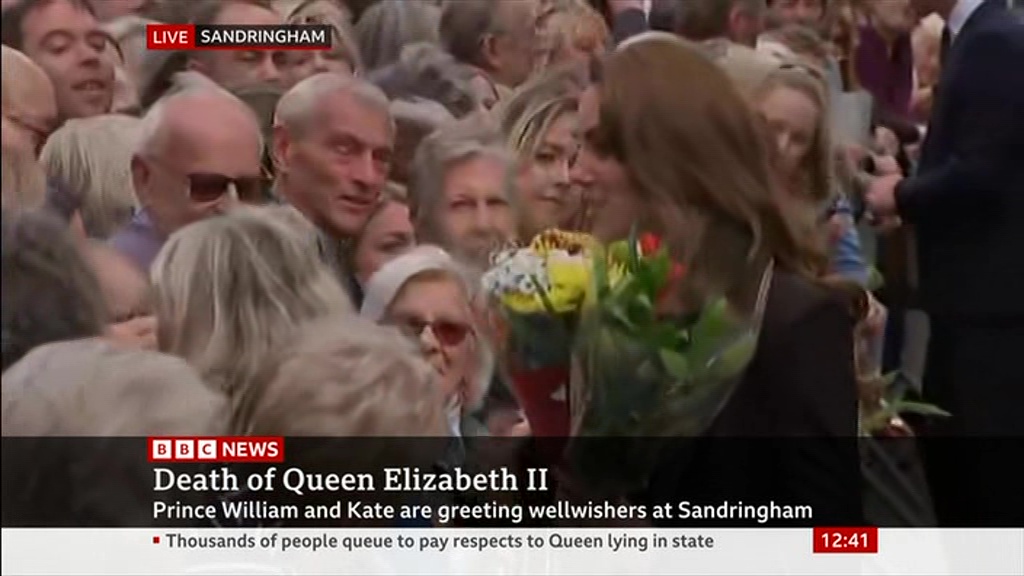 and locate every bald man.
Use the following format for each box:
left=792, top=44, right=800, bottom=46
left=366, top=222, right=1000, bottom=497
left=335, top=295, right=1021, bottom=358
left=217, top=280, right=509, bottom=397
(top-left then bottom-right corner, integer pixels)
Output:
left=108, top=87, right=265, bottom=271
left=1, top=45, right=57, bottom=157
